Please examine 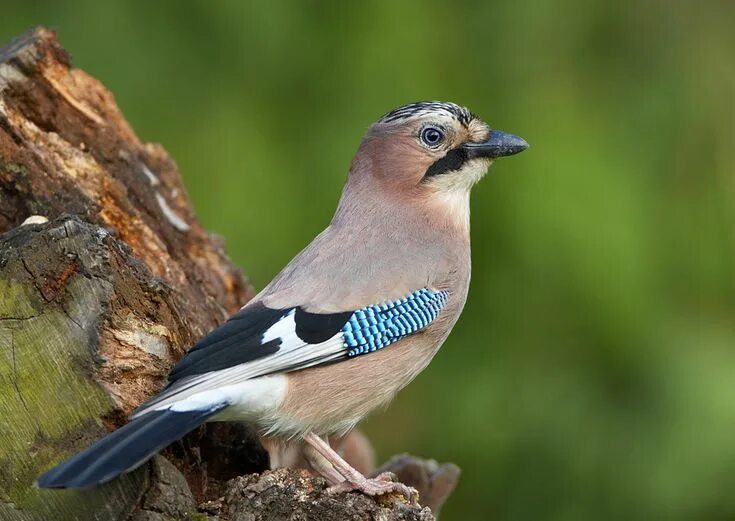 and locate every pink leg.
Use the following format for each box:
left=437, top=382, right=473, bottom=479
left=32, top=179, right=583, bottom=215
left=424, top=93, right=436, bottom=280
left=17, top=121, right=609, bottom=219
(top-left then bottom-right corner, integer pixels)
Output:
left=302, top=439, right=349, bottom=486
left=304, top=432, right=416, bottom=501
